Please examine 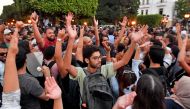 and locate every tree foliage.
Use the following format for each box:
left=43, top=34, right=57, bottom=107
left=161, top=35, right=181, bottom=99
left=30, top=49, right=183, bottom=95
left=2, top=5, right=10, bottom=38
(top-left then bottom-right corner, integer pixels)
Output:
left=96, top=0, right=140, bottom=24
left=137, top=14, right=162, bottom=27
left=26, top=0, right=98, bottom=17
left=175, top=0, right=190, bottom=19
left=0, top=0, right=31, bottom=21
